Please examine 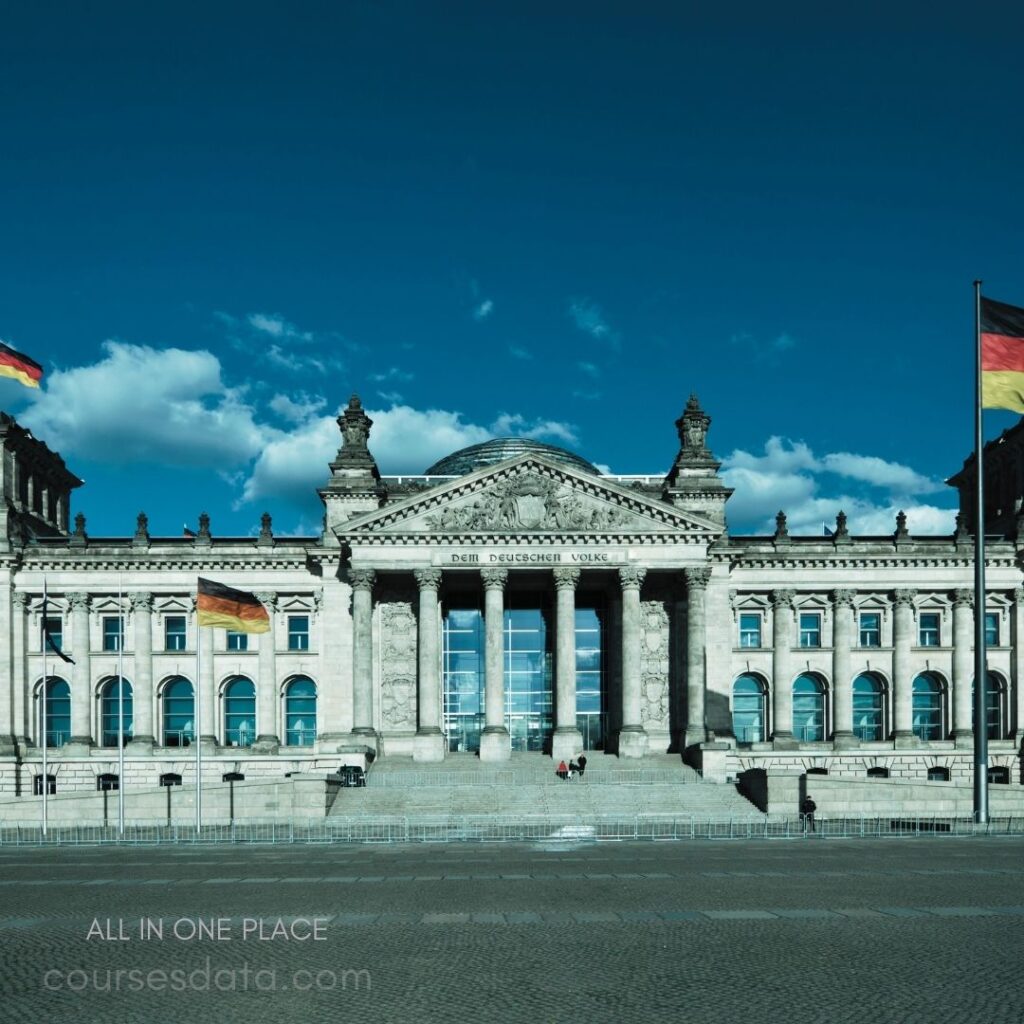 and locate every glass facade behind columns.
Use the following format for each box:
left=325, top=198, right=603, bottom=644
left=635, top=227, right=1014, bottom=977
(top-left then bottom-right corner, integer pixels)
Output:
left=442, top=607, right=485, bottom=752
left=503, top=605, right=553, bottom=752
